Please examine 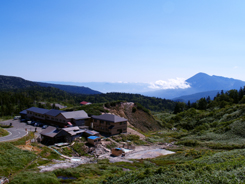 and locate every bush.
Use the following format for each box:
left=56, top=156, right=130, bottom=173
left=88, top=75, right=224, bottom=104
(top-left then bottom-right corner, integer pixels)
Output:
left=10, top=172, right=59, bottom=184
left=176, top=139, right=200, bottom=147
left=71, top=142, right=88, bottom=156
